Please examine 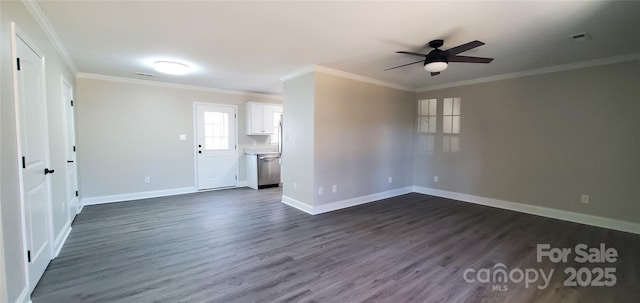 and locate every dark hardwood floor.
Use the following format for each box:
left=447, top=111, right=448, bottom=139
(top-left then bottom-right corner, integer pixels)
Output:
left=32, top=188, right=640, bottom=302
